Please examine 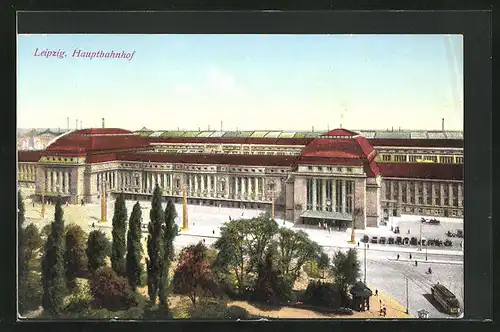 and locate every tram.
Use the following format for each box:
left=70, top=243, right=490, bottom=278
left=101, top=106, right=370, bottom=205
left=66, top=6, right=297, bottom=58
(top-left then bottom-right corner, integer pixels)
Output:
left=431, top=283, right=461, bottom=315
